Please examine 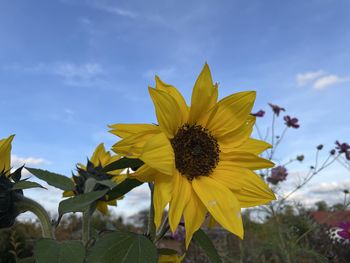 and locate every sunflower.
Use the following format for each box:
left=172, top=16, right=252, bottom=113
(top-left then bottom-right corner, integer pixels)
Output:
left=63, top=143, right=126, bottom=214
left=0, top=135, right=24, bottom=228
left=110, top=64, right=275, bottom=247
